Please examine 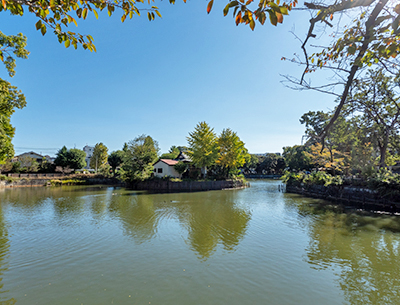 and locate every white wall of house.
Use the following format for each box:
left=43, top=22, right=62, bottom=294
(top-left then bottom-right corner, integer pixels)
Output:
left=153, top=161, right=181, bottom=178
left=83, top=145, right=94, bottom=169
